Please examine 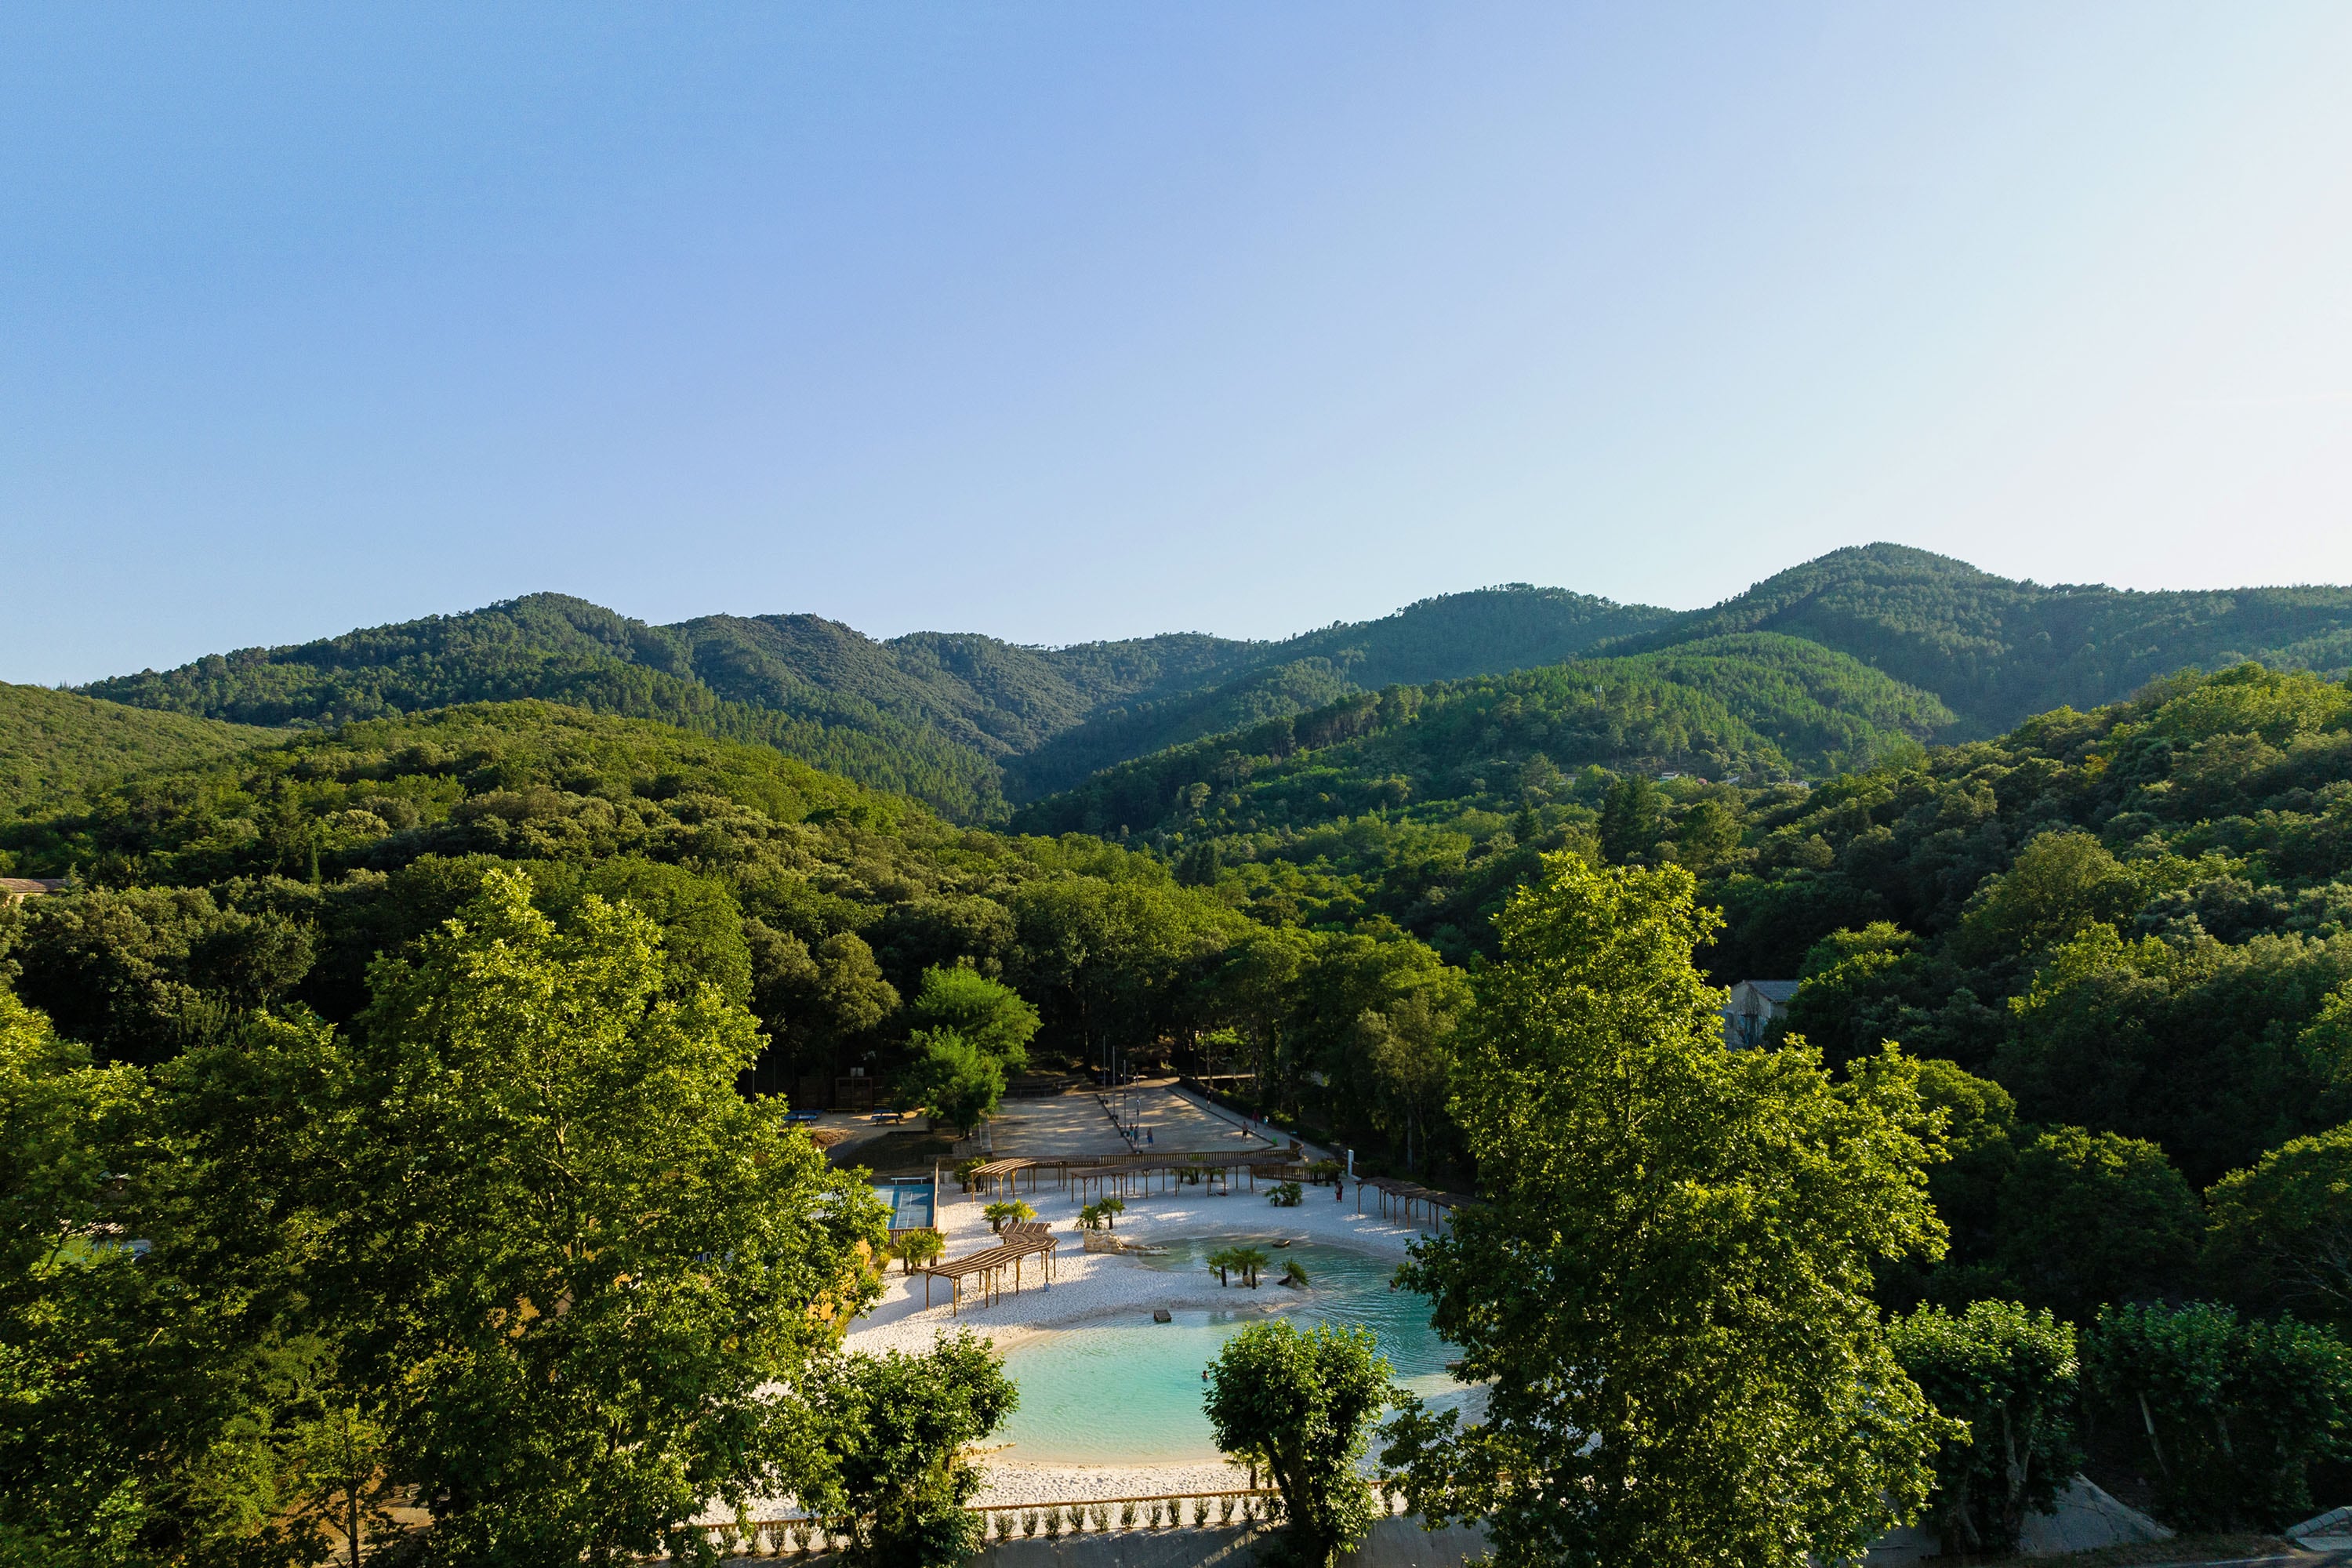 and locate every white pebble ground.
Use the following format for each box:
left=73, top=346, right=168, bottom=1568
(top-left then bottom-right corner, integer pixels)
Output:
left=850, top=1156, right=1438, bottom=1507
